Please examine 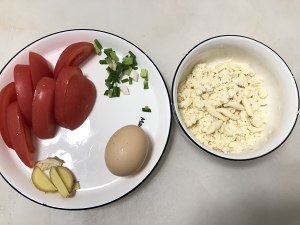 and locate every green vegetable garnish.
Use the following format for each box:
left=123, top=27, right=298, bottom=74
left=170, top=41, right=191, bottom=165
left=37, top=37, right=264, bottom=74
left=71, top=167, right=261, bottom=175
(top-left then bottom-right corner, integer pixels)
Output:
left=100, top=51, right=137, bottom=97
left=122, top=55, right=133, bottom=65
left=140, top=68, right=149, bottom=89
left=110, top=51, right=119, bottom=62
left=93, top=39, right=103, bottom=55
left=129, top=77, right=133, bottom=85
left=143, top=79, right=149, bottom=89
left=95, top=39, right=149, bottom=97
left=124, top=67, right=132, bottom=75
left=140, top=68, right=148, bottom=79
left=99, top=59, right=107, bottom=64
left=112, top=86, right=120, bottom=97
left=142, top=106, right=151, bottom=113
left=104, top=48, right=113, bottom=57
left=106, top=51, right=137, bottom=95
left=121, top=78, right=129, bottom=83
